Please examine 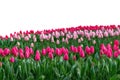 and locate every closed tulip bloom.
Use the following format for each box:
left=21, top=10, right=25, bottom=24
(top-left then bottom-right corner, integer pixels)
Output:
left=4, top=48, right=10, bottom=55
left=114, top=51, right=119, bottom=58
left=85, top=46, right=91, bottom=55
left=25, top=50, right=30, bottom=58
left=90, top=46, right=95, bottom=54
left=107, top=50, right=112, bottom=58
left=20, top=52, right=24, bottom=59
left=113, top=45, right=119, bottom=51
left=35, top=50, right=40, bottom=61
left=79, top=50, right=85, bottom=58
left=56, top=39, right=60, bottom=44
left=42, top=48, right=47, bottom=56
left=70, top=45, right=75, bottom=52
left=48, top=52, right=53, bottom=59
left=114, top=40, right=119, bottom=46
left=24, top=36, right=29, bottom=41
left=29, top=48, right=34, bottom=55
left=30, top=43, right=34, bottom=47
left=10, top=57, right=15, bottom=63
left=11, top=46, right=19, bottom=57
left=55, top=48, right=62, bottom=56
left=63, top=54, right=69, bottom=61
